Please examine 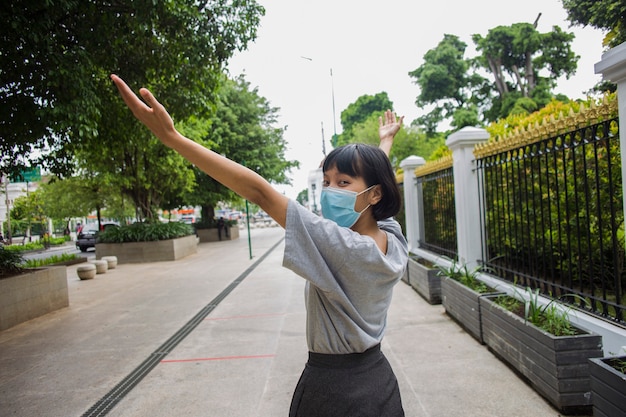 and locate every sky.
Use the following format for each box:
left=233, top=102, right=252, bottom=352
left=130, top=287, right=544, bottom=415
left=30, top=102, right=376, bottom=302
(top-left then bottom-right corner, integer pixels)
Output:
left=227, top=0, right=608, bottom=199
